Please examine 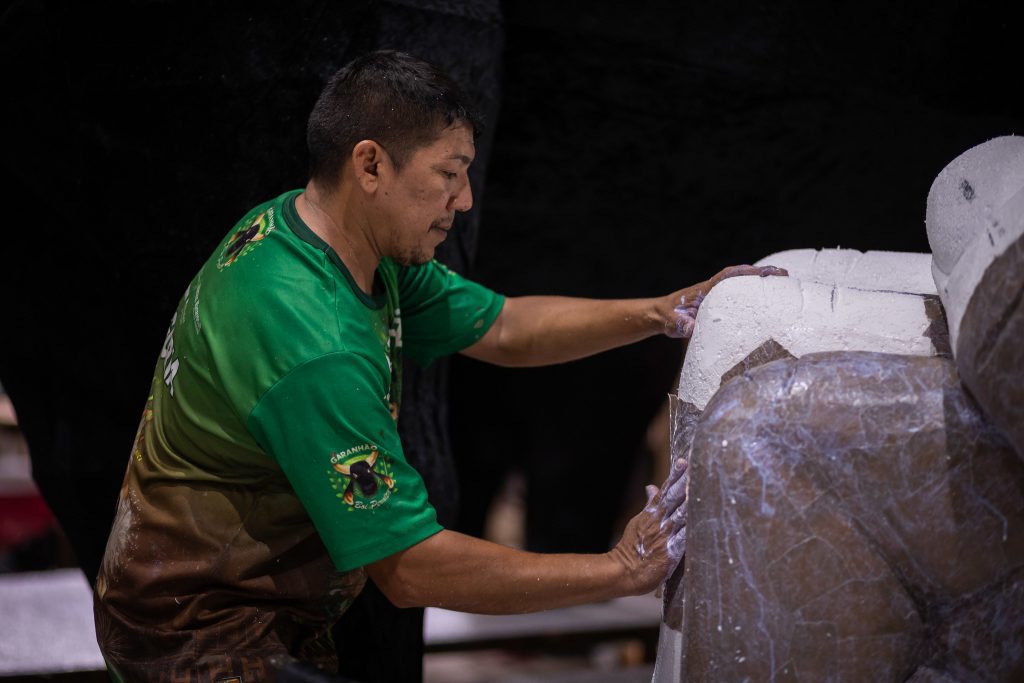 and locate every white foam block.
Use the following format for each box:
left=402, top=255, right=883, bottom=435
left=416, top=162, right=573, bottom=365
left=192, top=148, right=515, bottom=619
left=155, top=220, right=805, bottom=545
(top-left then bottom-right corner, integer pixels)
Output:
left=926, top=135, right=1024, bottom=351
left=755, top=248, right=936, bottom=295
left=678, top=276, right=939, bottom=409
